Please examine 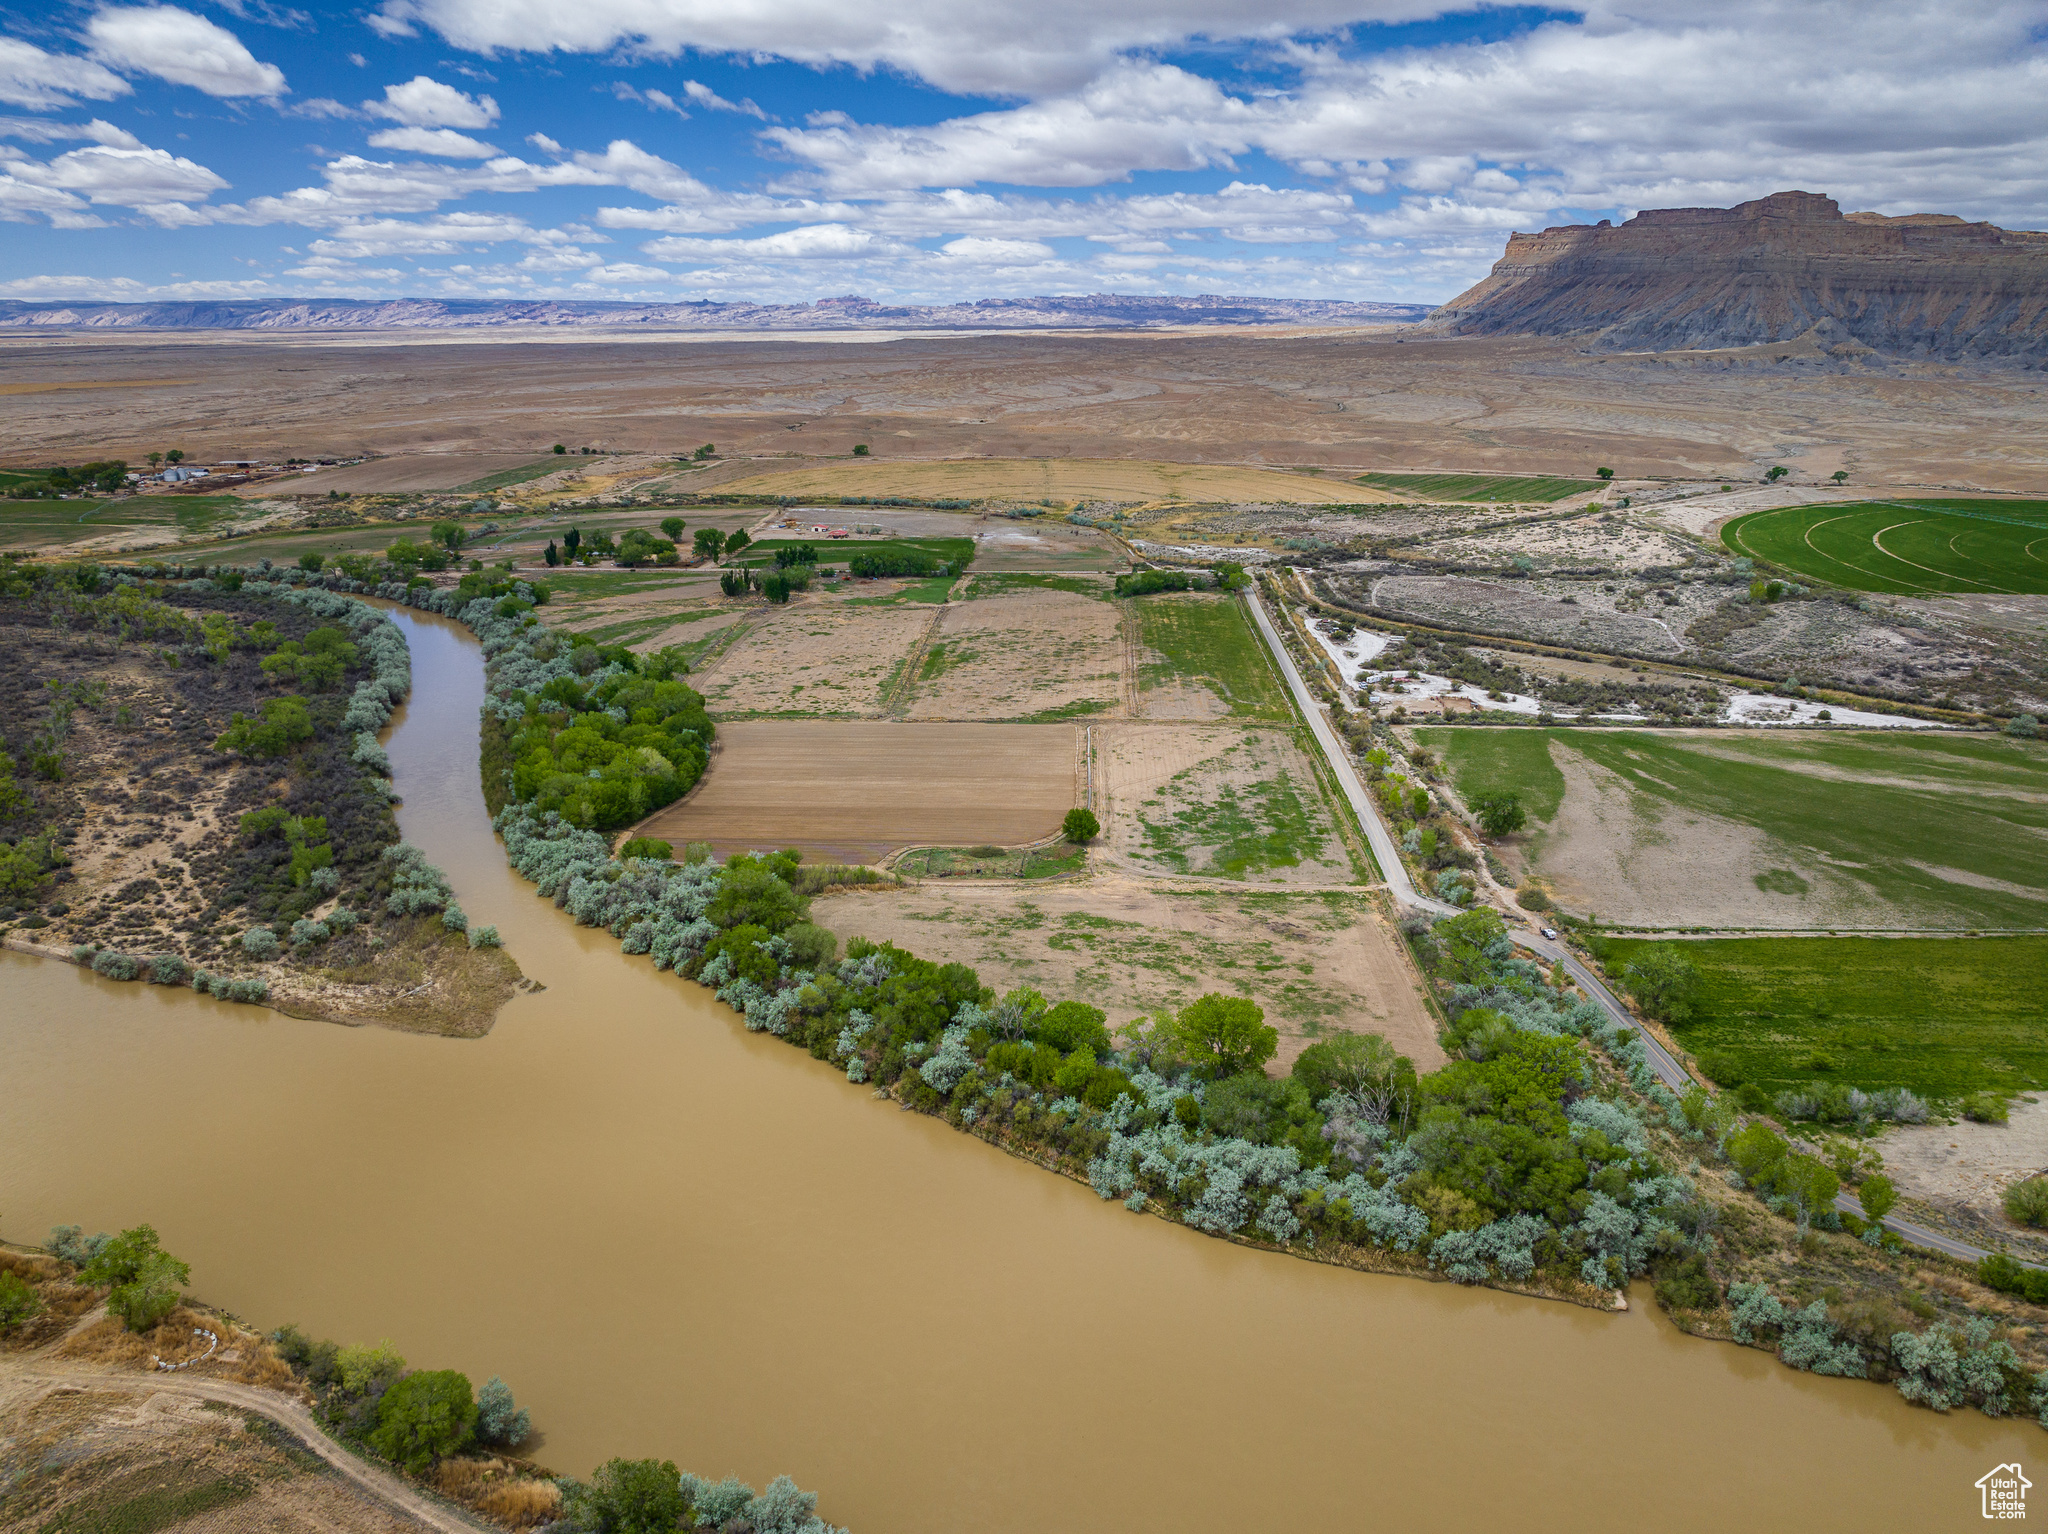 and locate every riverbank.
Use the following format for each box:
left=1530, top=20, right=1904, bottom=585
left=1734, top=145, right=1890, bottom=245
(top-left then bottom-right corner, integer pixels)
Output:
left=0, top=559, right=521, bottom=1033
left=0, top=1235, right=842, bottom=1534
